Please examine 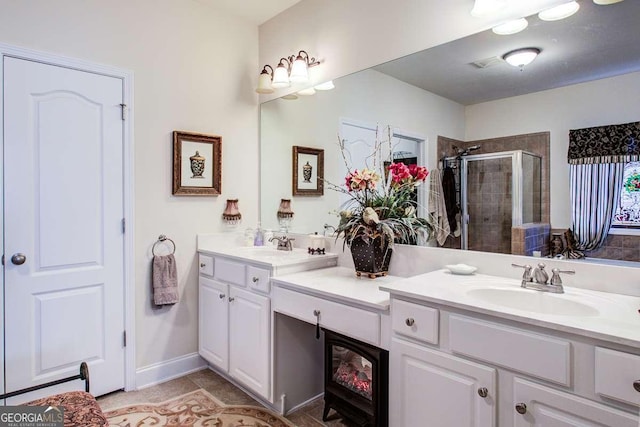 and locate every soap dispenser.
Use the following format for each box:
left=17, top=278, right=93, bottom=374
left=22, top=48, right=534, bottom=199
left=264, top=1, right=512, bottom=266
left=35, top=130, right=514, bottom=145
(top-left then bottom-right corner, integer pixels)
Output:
left=254, top=223, right=264, bottom=246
